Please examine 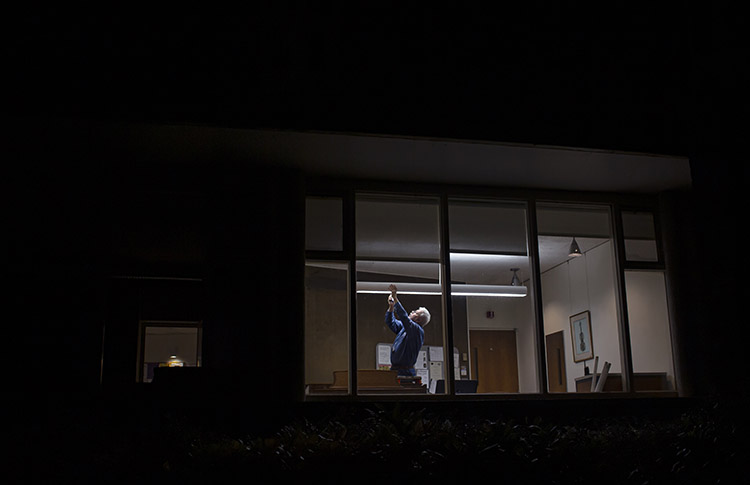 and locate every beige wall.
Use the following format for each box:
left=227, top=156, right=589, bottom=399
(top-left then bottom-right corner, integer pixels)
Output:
left=541, top=240, right=675, bottom=391
left=625, top=271, right=675, bottom=388
left=466, top=294, right=538, bottom=393
left=541, top=241, right=622, bottom=391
